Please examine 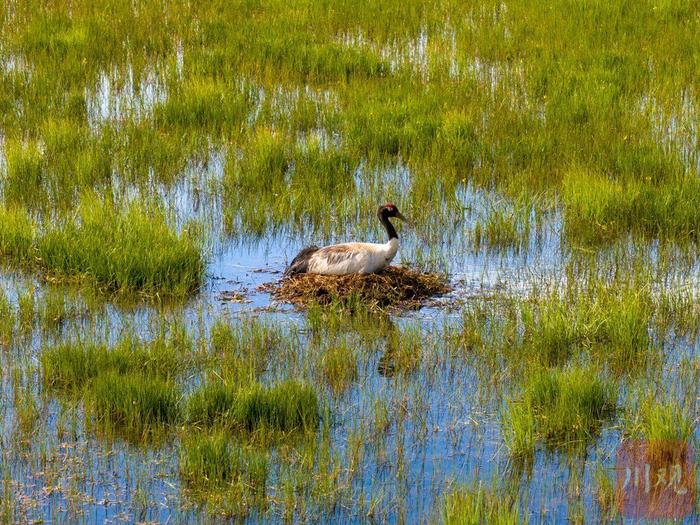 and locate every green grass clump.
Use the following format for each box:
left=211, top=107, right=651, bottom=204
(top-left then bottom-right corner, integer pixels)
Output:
left=42, top=335, right=182, bottom=392
left=188, top=380, right=320, bottom=433
left=209, top=317, right=284, bottom=380
left=154, top=79, right=252, bottom=132
left=187, top=381, right=238, bottom=428
left=504, top=366, right=616, bottom=456
left=37, top=195, right=203, bottom=296
left=562, top=168, right=700, bottom=243
left=622, top=395, right=696, bottom=469
left=235, top=381, right=320, bottom=433
left=321, top=344, right=358, bottom=394
left=519, top=286, right=652, bottom=371
left=0, top=206, right=36, bottom=260
left=180, top=432, right=268, bottom=517
left=443, top=483, right=523, bottom=525
left=3, top=140, right=46, bottom=208
left=472, top=196, right=535, bottom=253
left=0, top=289, right=14, bottom=346
left=180, top=431, right=268, bottom=488
left=91, top=371, right=180, bottom=434
left=625, top=396, right=696, bottom=444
